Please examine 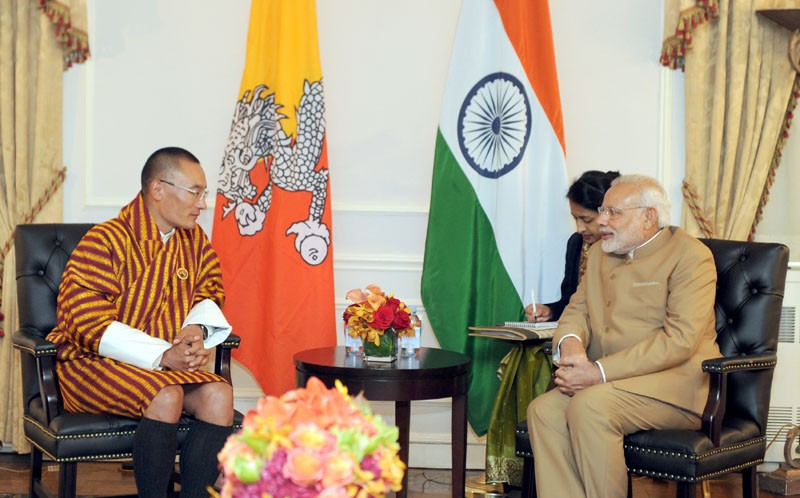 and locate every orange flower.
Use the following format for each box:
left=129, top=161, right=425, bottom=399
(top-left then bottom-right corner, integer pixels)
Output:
left=345, top=288, right=368, bottom=304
